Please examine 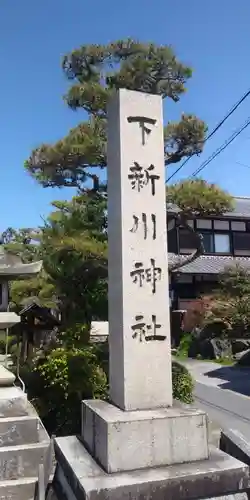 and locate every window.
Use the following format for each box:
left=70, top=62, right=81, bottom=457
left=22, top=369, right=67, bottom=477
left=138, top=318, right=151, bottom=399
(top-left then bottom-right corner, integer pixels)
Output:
left=176, top=275, right=193, bottom=283
left=231, top=221, right=246, bottom=231
left=201, top=233, right=214, bottom=253
left=233, top=232, right=250, bottom=255
left=213, top=220, right=229, bottom=230
left=200, top=232, right=231, bottom=254
left=179, top=229, right=198, bottom=253
left=196, top=219, right=212, bottom=229
left=214, top=234, right=230, bottom=253
left=179, top=228, right=232, bottom=255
